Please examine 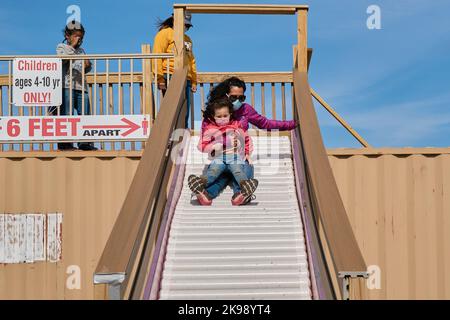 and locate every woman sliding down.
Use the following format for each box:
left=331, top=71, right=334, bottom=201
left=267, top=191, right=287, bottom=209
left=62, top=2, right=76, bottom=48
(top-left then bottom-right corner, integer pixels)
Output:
left=188, top=97, right=258, bottom=206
